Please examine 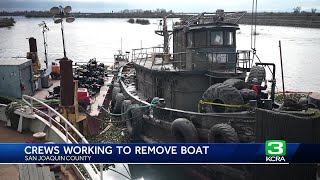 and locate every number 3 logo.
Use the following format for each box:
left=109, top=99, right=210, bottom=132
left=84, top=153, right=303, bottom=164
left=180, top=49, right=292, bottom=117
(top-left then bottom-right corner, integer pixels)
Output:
left=265, top=140, right=286, bottom=156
